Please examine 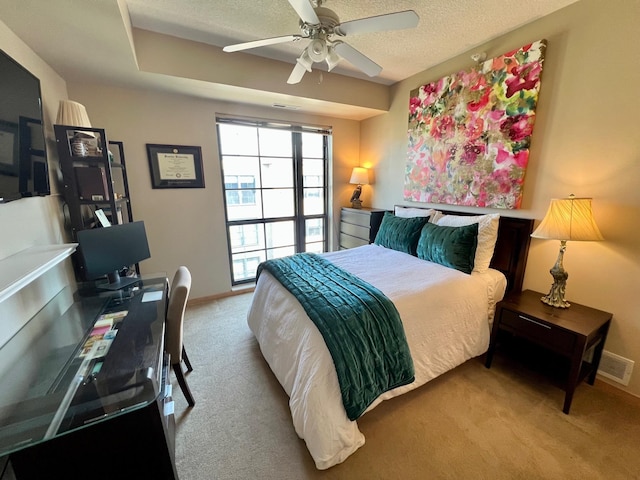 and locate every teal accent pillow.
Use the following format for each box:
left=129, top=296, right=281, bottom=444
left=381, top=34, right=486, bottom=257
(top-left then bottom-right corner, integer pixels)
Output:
left=417, top=222, right=479, bottom=274
left=374, top=212, right=429, bottom=255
